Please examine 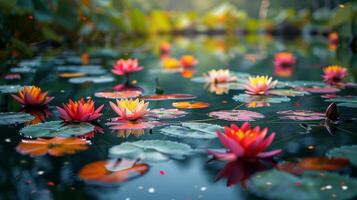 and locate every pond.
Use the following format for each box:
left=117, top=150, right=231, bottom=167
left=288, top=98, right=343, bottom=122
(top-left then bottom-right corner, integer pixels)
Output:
left=0, top=35, right=357, bottom=200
